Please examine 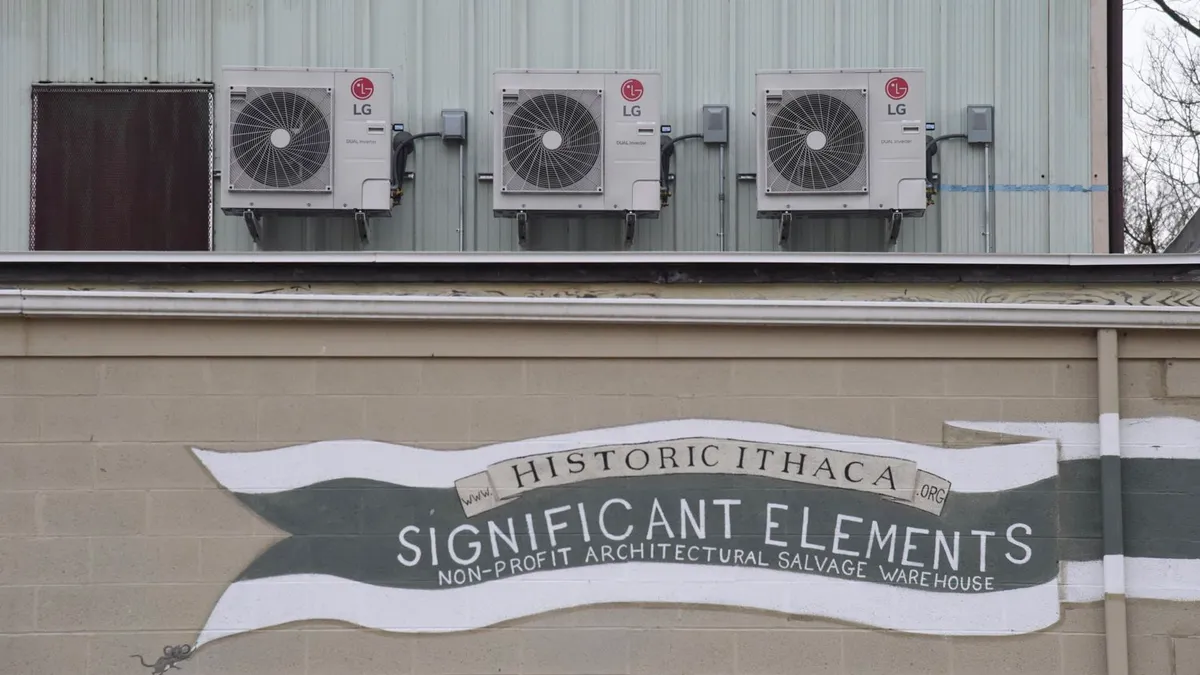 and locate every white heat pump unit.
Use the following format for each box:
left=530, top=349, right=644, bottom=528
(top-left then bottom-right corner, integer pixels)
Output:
left=755, top=68, right=927, bottom=225
left=218, top=66, right=394, bottom=236
left=492, top=69, right=662, bottom=237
